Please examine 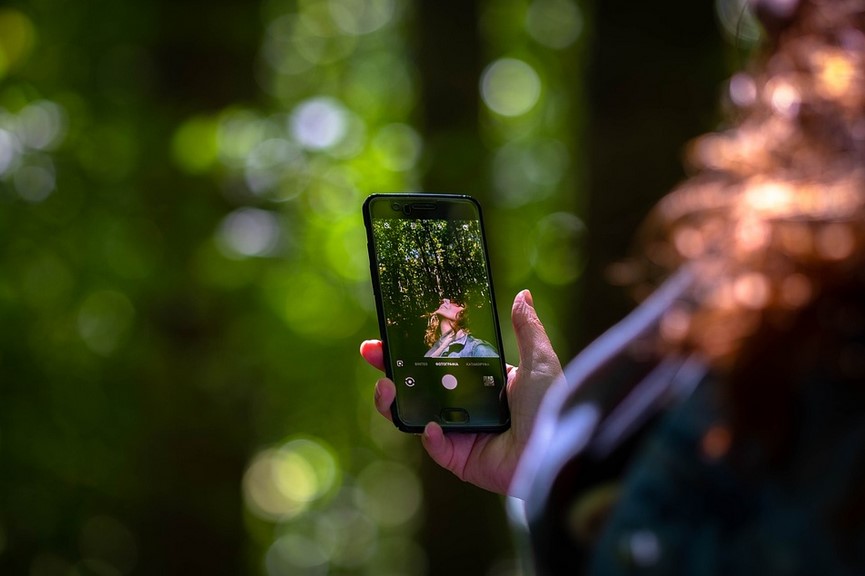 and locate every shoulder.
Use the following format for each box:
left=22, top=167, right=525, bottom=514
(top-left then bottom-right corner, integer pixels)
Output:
left=465, top=335, right=498, bottom=357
